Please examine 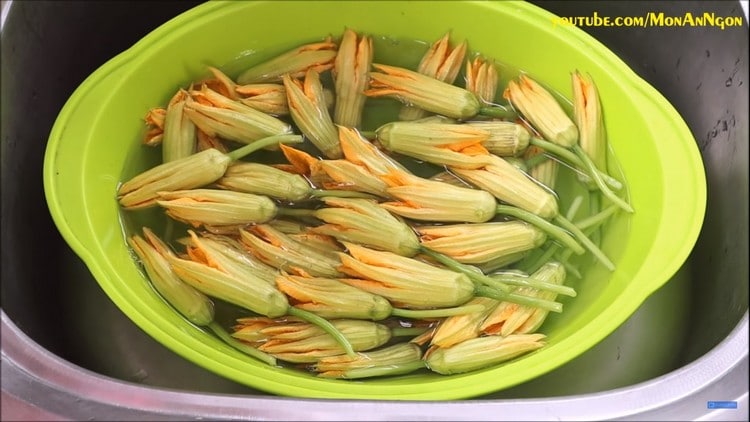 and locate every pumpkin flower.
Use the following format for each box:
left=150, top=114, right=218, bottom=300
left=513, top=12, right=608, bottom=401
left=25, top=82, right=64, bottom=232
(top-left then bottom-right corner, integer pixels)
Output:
left=337, top=242, right=476, bottom=309
left=451, top=154, right=559, bottom=219
left=338, top=126, right=408, bottom=176
left=156, top=189, right=277, bottom=229
left=416, top=221, right=547, bottom=265
left=184, top=87, right=292, bottom=145
left=333, top=28, right=373, bottom=128
left=379, top=169, right=497, bottom=223
left=424, top=333, right=546, bottom=375
left=503, top=74, right=578, bottom=147
left=311, top=197, right=421, bottom=256
left=216, top=161, right=312, bottom=201
left=375, top=121, right=493, bottom=169
left=162, top=89, right=197, bottom=162
left=481, top=262, right=567, bottom=336
left=314, top=343, right=425, bottom=379
left=239, top=224, right=344, bottom=278
left=275, top=273, right=393, bottom=320
left=128, top=228, right=215, bottom=326
left=235, top=83, right=290, bottom=115
left=400, top=32, right=467, bottom=121
left=572, top=70, right=607, bottom=183
left=465, top=121, right=530, bottom=157
left=283, top=70, right=342, bottom=158
left=143, top=107, right=166, bottom=146
left=232, top=317, right=391, bottom=363
left=465, top=56, right=499, bottom=105
left=429, top=297, right=498, bottom=348
left=365, top=63, right=481, bottom=120
left=237, top=39, right=338, bottom=84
